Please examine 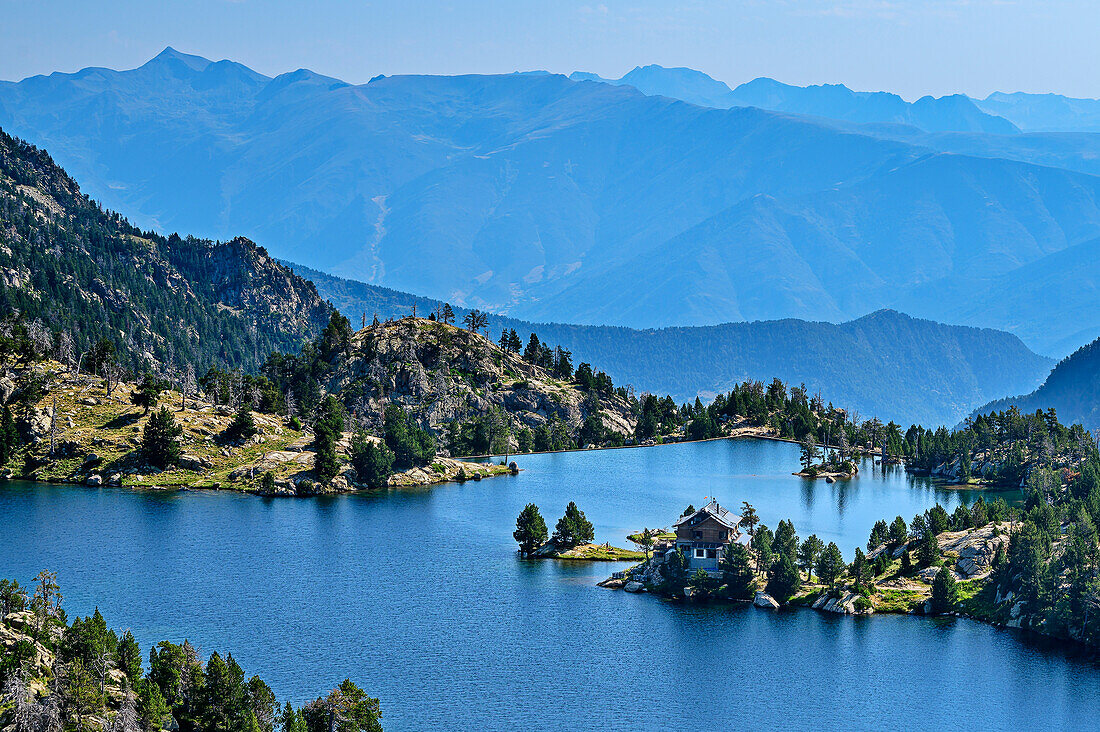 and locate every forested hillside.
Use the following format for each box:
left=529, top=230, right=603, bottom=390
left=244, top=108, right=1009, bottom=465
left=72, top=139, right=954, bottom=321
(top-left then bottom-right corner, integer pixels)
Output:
left=973, top=336, right=1100, bottom=430
left=289, top=264, right=1052, bottom=426
left=0, top=128, right=334, bottom=373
